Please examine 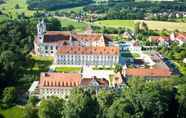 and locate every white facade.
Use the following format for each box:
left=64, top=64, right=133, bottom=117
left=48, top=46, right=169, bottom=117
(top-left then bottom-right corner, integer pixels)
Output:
left=39, top=87, right=73, bottom=99
left=119, top=41, right=141, bottom=53
left=55, top=54, right=119, bottom=66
